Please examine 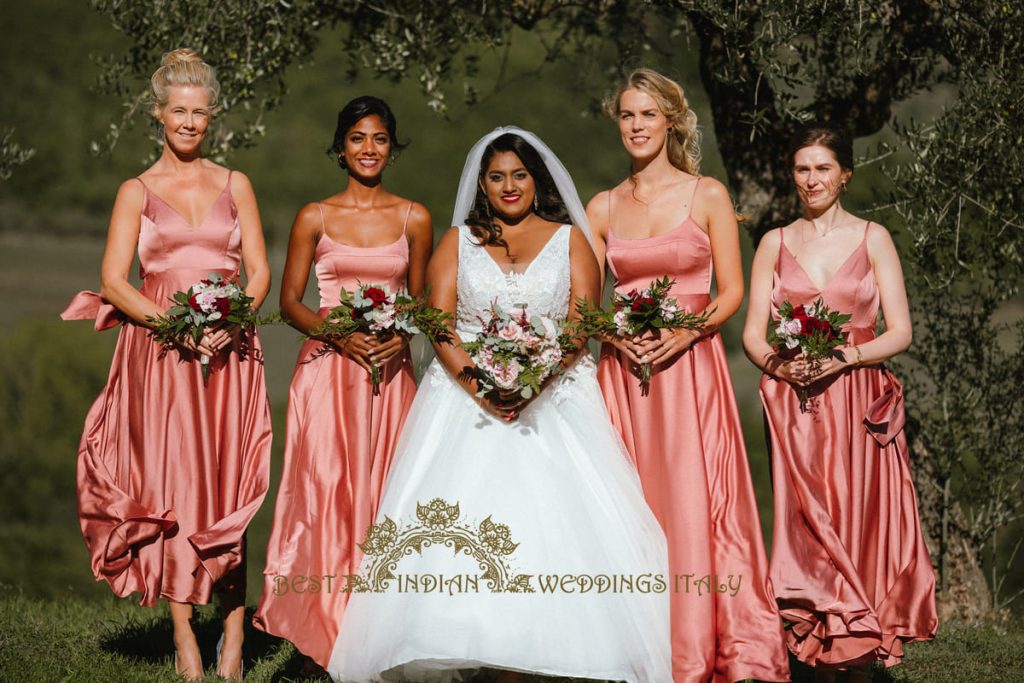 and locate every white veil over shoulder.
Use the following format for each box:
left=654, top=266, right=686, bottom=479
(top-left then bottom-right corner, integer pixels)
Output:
left=451, top=126, right=594, bottom=247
